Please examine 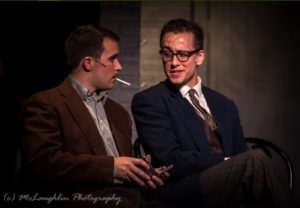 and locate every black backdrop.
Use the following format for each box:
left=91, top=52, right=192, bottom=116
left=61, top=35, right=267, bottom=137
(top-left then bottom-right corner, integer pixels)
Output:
left=0, top=1, right=100, bottom=194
